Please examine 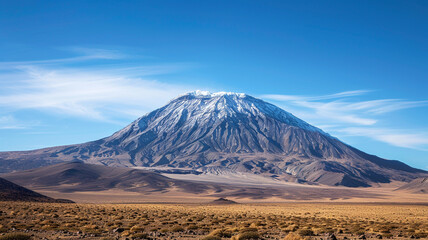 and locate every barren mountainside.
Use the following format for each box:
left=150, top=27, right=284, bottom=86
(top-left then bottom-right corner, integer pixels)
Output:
left=0, top=177, right=72, bottom=202
left=1, top=162, right=383, bottom=200
left=0, top=91, right=426, bottom=187
left=396, top=177, right=428, bottom=194
left=1, top=161, right=218, bottom=194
